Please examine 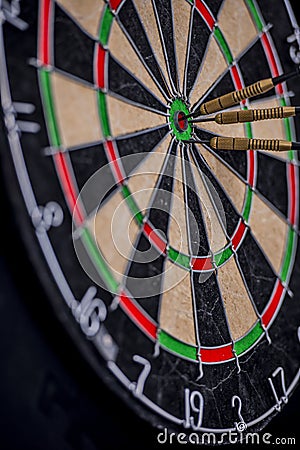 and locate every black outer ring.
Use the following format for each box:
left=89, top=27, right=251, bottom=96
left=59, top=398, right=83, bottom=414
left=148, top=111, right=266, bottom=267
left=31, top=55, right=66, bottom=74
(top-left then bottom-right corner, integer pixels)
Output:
left=1, top=0, right=300, bottom=448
